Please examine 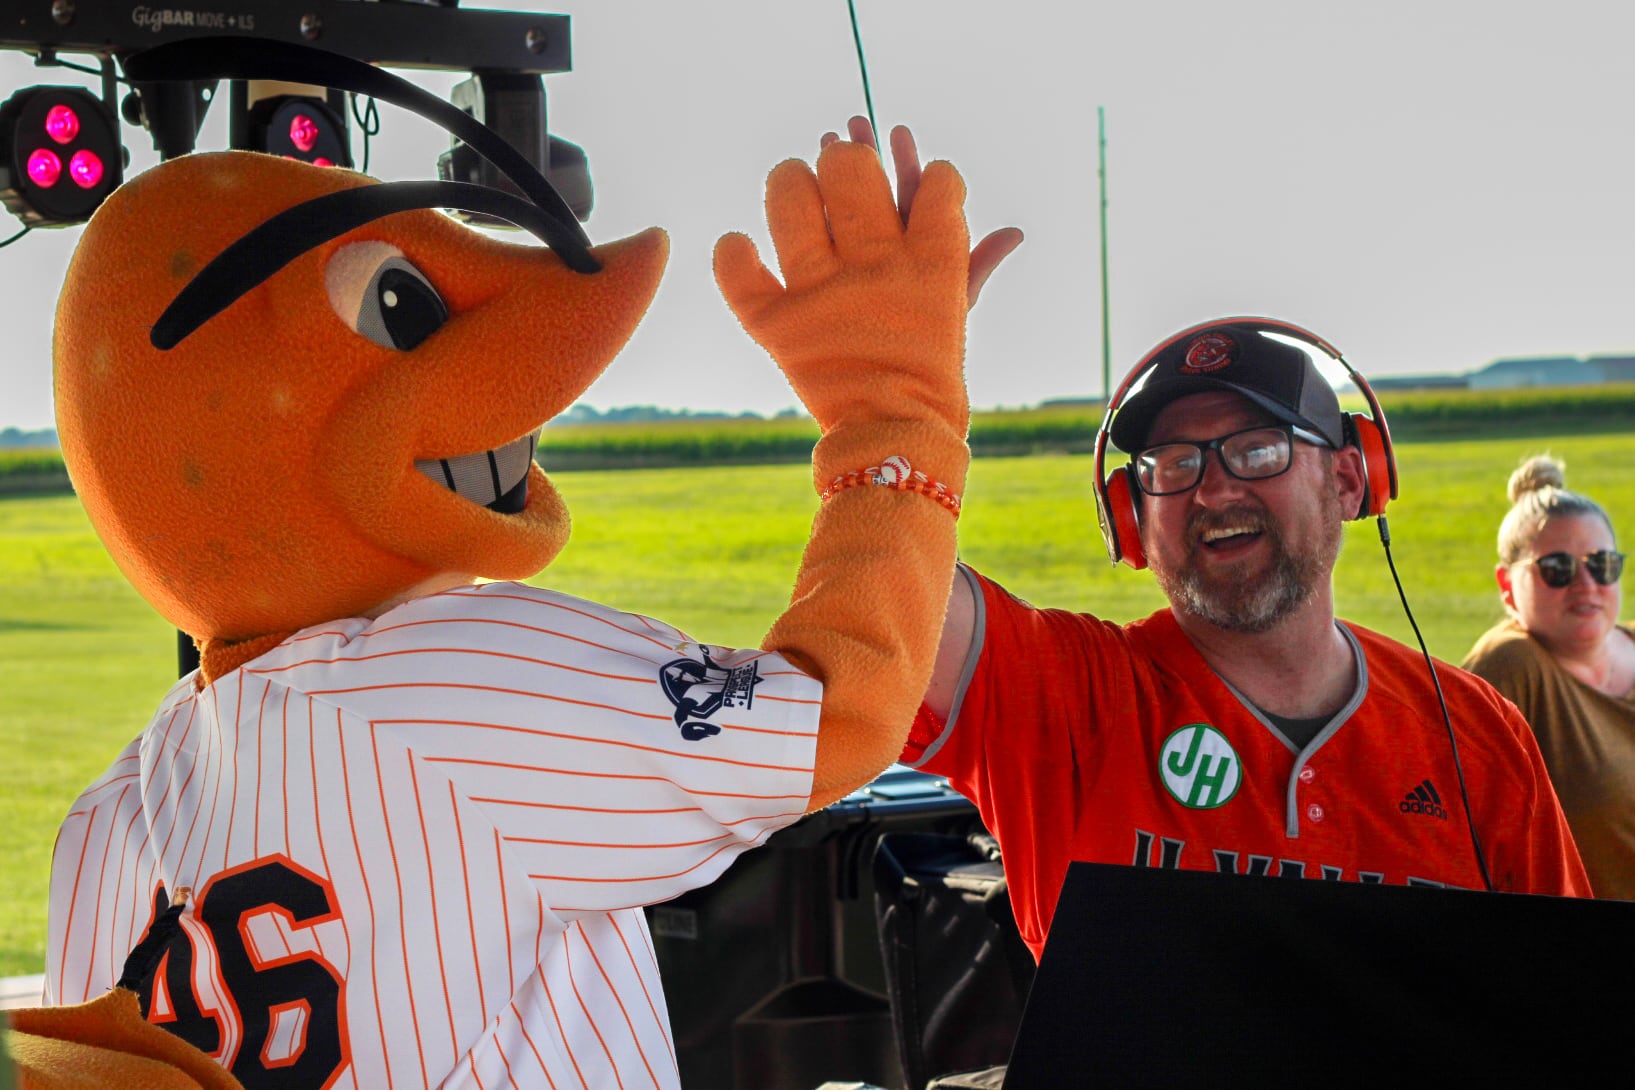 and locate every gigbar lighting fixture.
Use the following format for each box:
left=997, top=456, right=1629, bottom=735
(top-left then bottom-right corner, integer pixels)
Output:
left=0, top=86, right=124, bottom=227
